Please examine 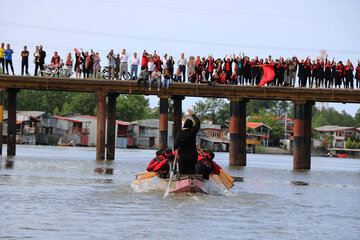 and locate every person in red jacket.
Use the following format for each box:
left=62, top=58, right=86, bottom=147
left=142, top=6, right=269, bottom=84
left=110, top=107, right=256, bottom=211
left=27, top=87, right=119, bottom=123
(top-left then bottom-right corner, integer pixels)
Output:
left=205, top=55, right=215, bottom=81
left=219, top=70, right=227, bottom=84
left=146, top=150, right=164, bottom=172
left=344, top=60, right=354, bottom=89
left=153, top=149, right=176, bottom=178
left=141, top=50, right=149, bottom=70
left=335, top=61, right=345, bottom=88
left=355, top=61, right=360, bottom=89
left=195, top=150, right=215, bottom=180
